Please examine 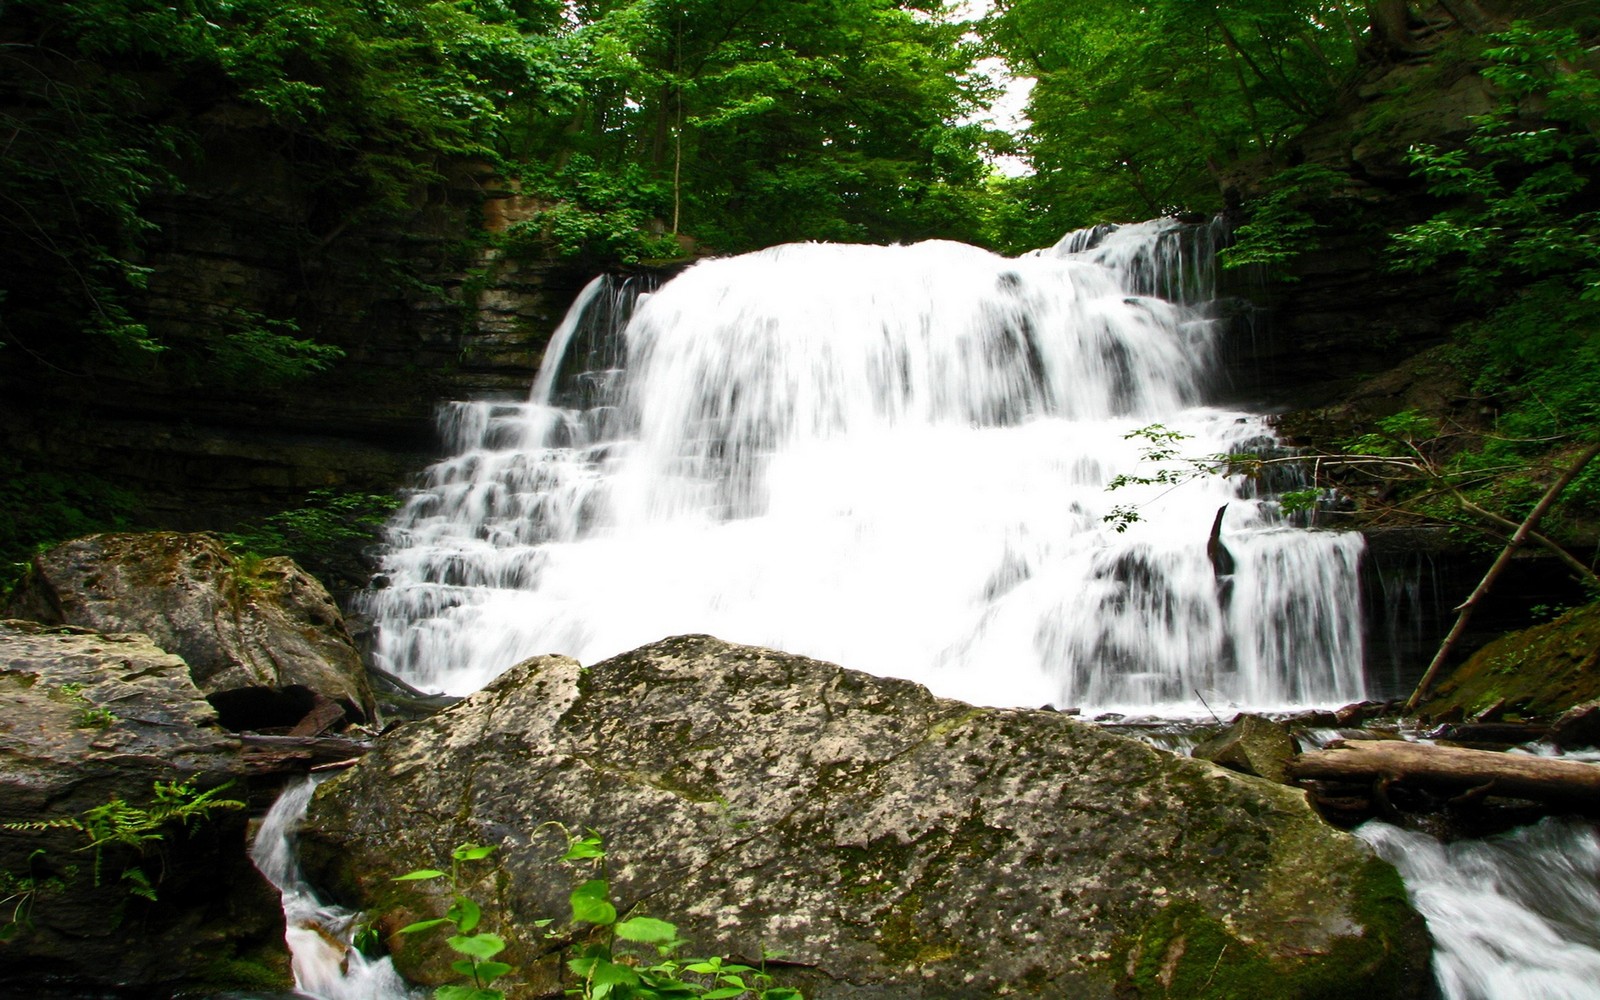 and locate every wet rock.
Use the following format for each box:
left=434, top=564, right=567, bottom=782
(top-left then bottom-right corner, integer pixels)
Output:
left=0, top=619, right=287, bottom=993
left=6, top=532, right=376, bottom=724
left=1191, top=713, right=1300, bottom=784
left=1551, top=701, right=1600, bottom=752
left=303, top=634, right=1430, bottom=999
